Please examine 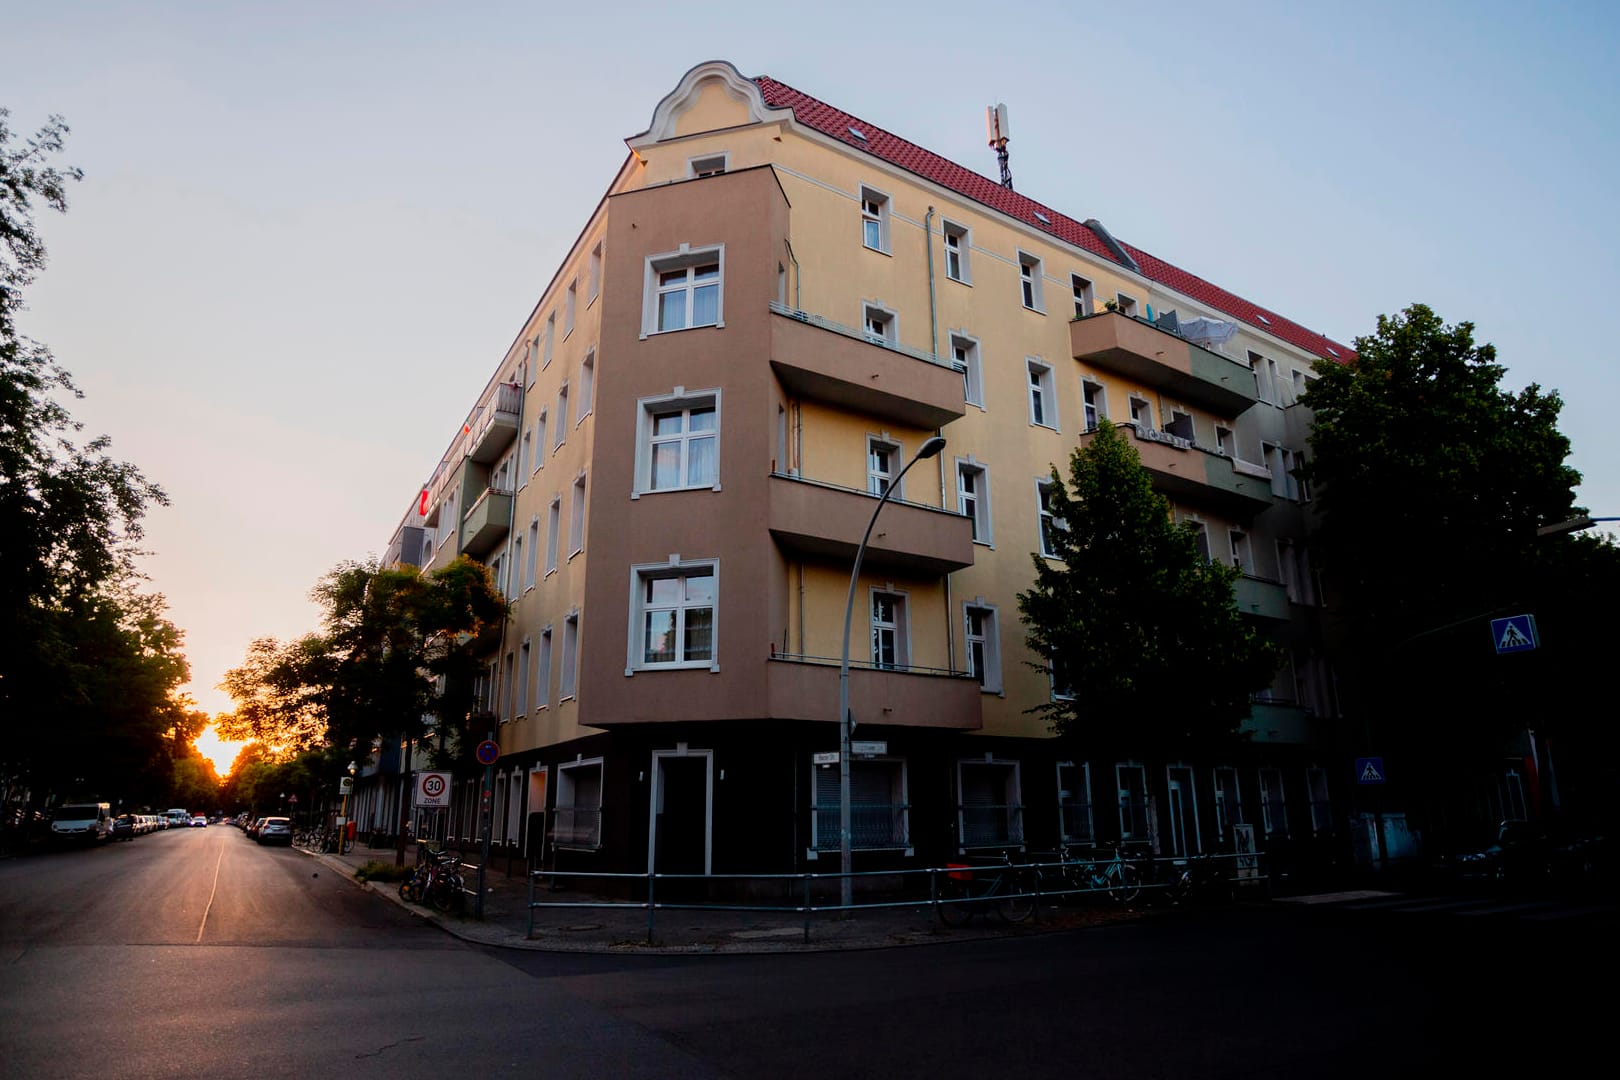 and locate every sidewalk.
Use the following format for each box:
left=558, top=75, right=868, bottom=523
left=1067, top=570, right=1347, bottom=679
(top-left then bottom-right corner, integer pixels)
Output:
left=300, top=844, right=1151, bottom=954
